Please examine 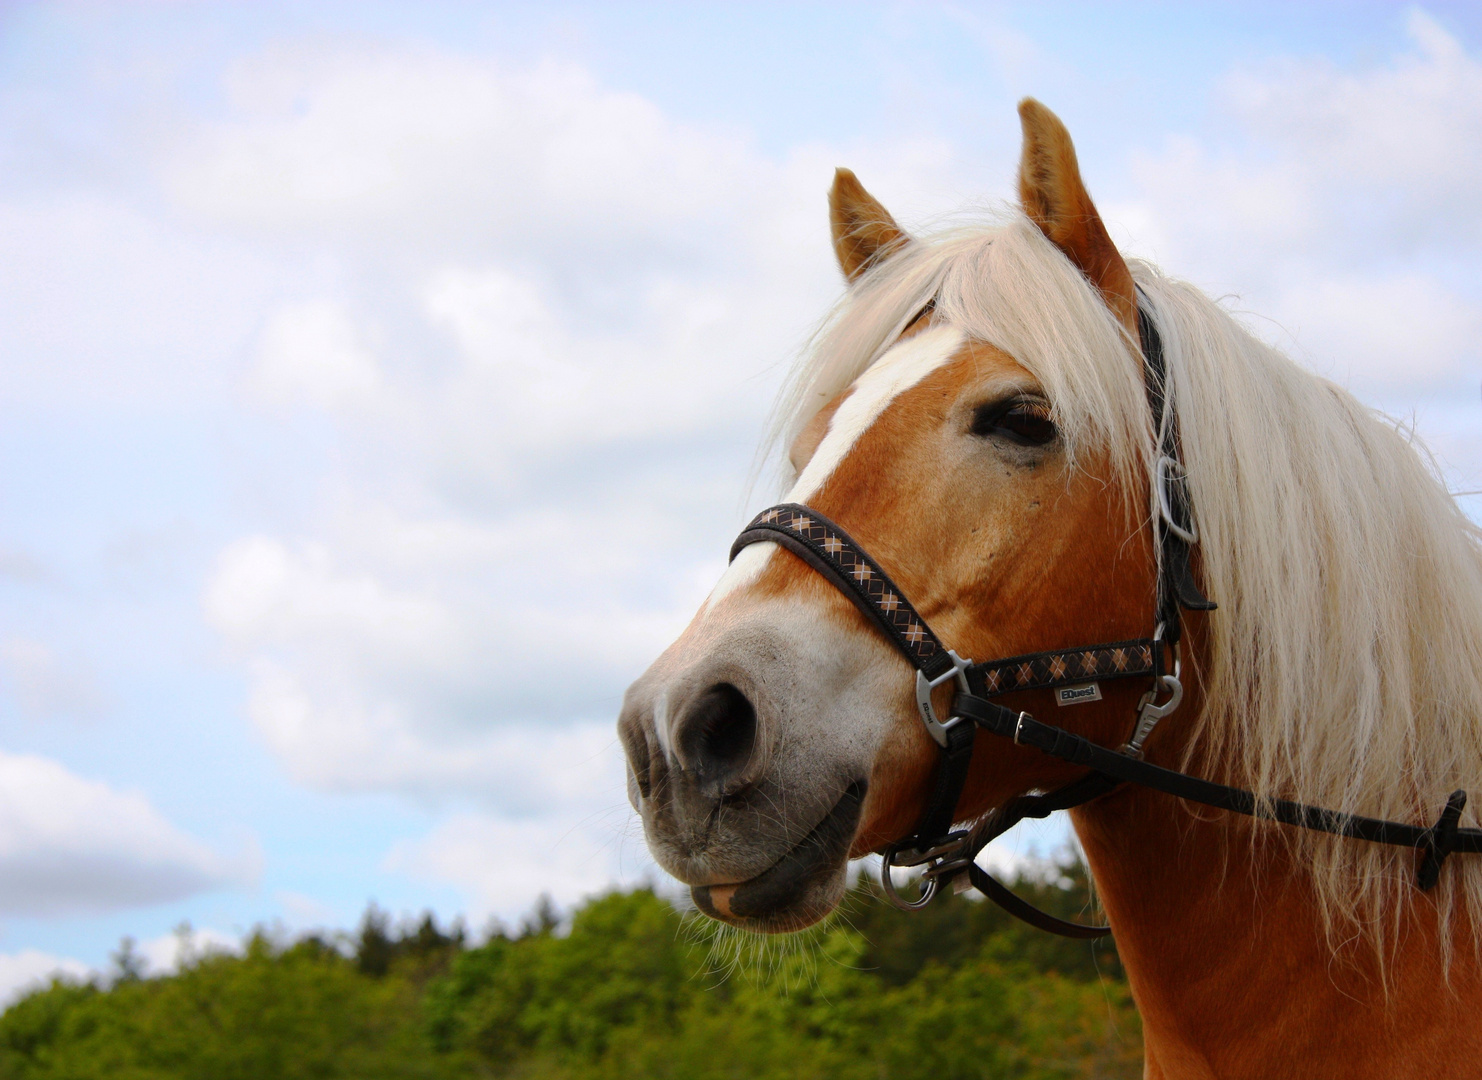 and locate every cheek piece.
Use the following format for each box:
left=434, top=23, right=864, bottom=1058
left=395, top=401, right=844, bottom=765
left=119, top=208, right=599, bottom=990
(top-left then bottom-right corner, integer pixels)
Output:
left=728, top=300, right=1477, bottom=937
